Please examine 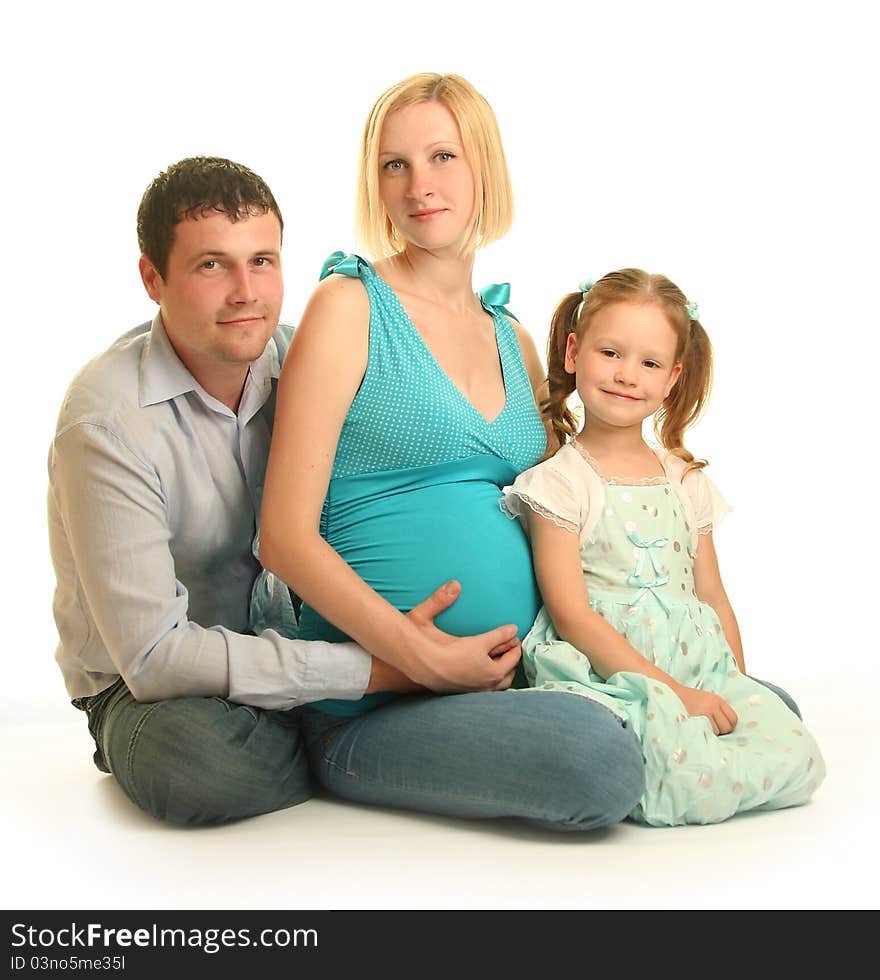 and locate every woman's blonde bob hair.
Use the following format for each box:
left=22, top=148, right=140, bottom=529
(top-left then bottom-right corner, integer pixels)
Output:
left=356, top=73, right=514, bottom=258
